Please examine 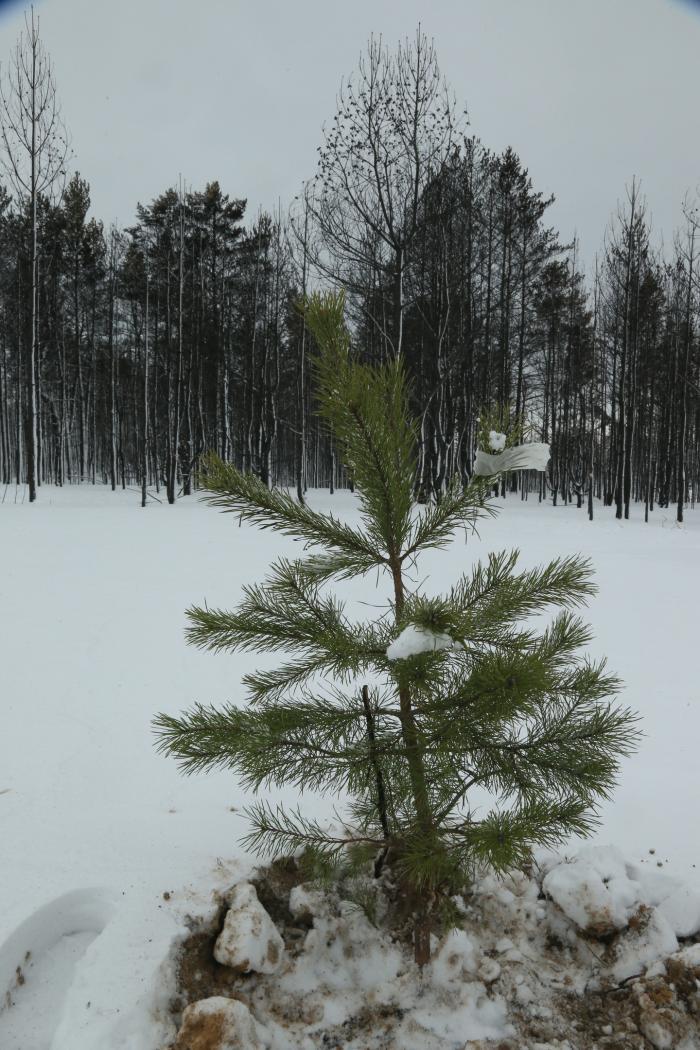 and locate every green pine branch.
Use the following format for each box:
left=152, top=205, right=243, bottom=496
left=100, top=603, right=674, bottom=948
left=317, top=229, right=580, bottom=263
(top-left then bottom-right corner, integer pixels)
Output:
left=241, top=801, right=385, bottom=862
left=198, top=452, right=385, bottom=572
left=305, top=291, right=416, bottom=558
left=154, top=692, right=408, bottom=798
left=448, top=552, right=596, bottom=641
left=186, top=558, right=388, bottom=682
left=448, top=796, right=596, bottom=874
left=402, top=475, right=496, bottom=561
